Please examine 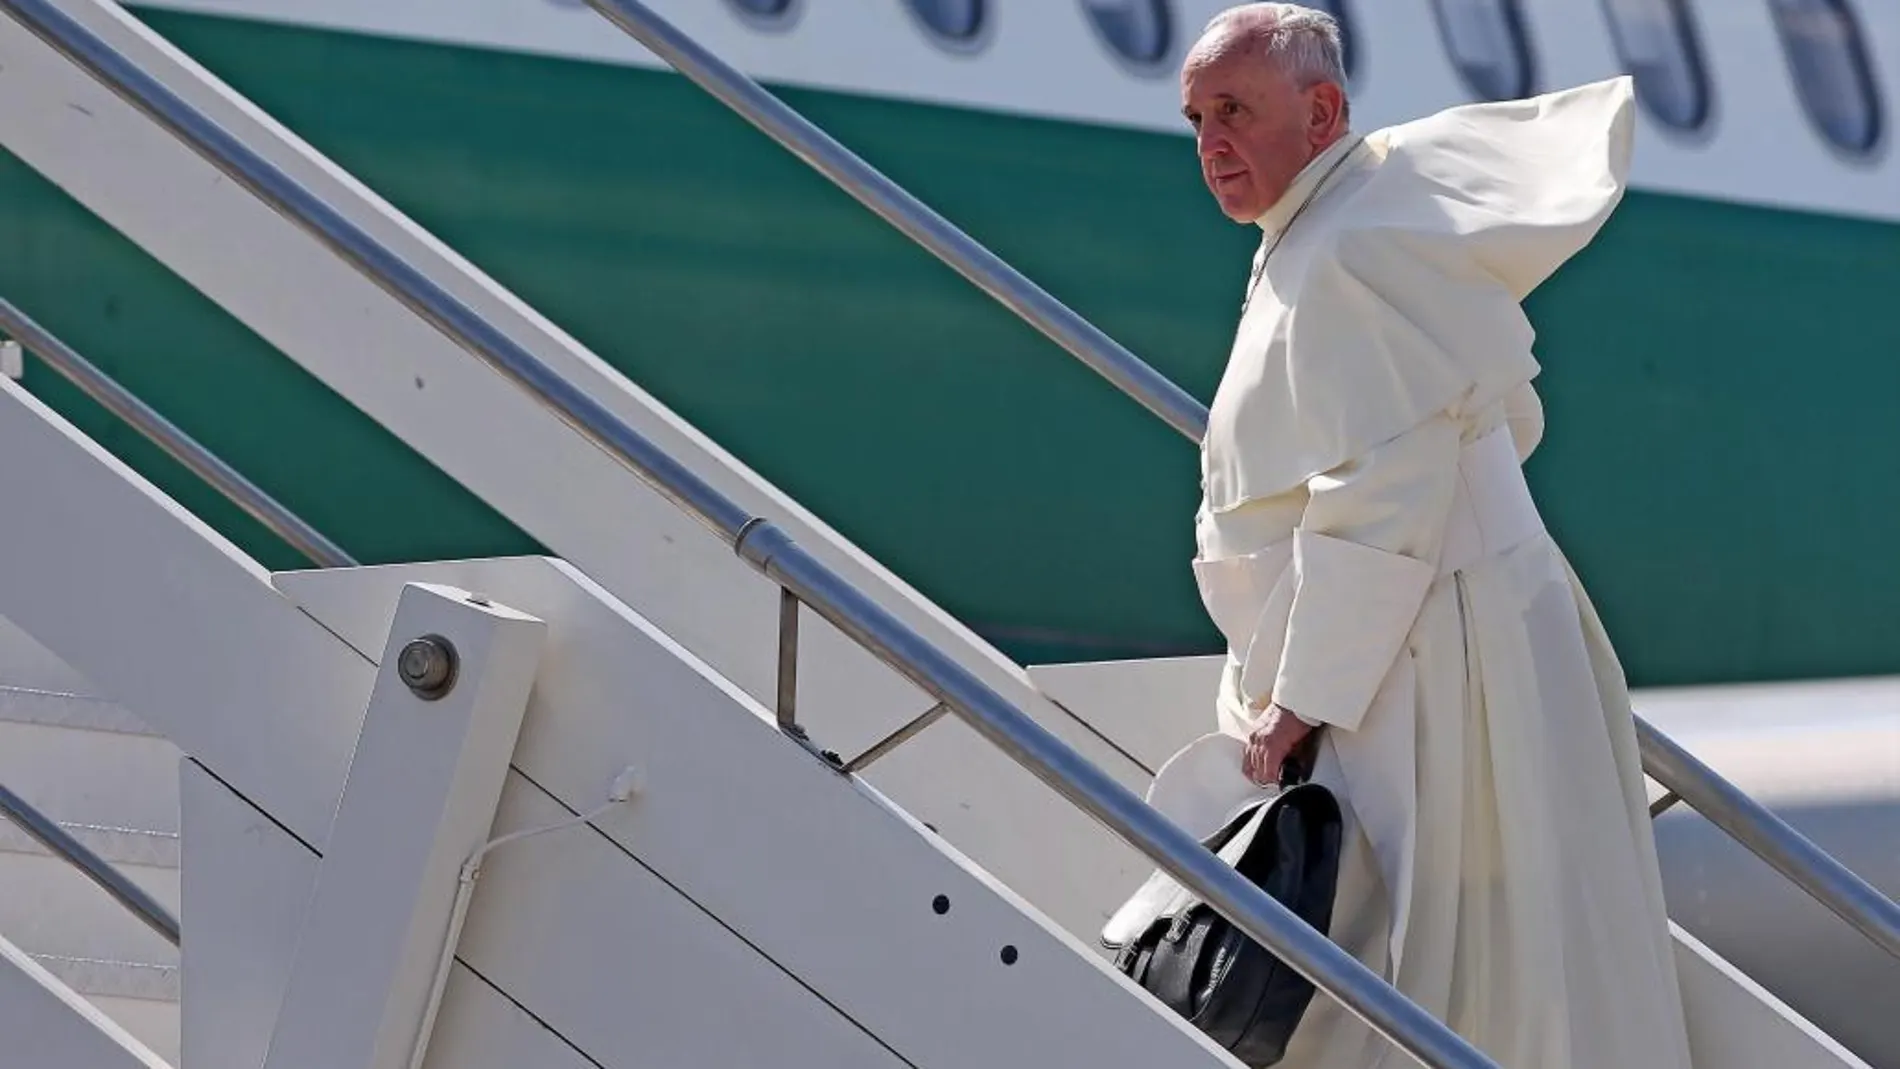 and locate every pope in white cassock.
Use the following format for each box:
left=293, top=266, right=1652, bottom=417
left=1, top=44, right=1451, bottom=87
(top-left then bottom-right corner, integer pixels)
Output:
left=1161, top=4, right=1701, bottom=1066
